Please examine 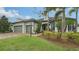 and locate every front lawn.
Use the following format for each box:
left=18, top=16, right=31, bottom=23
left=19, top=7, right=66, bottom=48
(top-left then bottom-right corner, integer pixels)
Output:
left=0, top=35, right=79, bottom=51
